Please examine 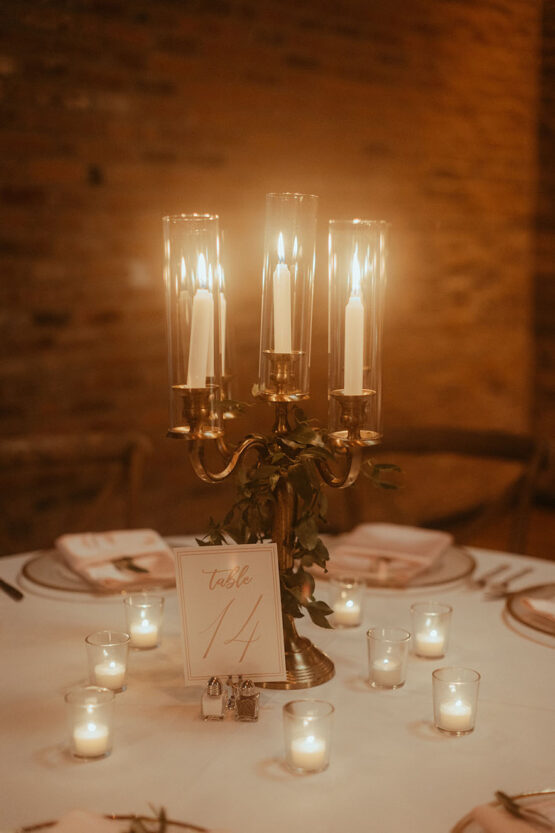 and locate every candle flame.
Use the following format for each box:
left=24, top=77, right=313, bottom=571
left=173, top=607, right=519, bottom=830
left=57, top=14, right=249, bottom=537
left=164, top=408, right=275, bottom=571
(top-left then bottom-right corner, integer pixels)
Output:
left=197, top=253, right=207, bottom=288
left=87, top=722, right=97, bottom=732
left=351, top=246, right=361, bottom=296
left=277, top=232, right=285, bottom=263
